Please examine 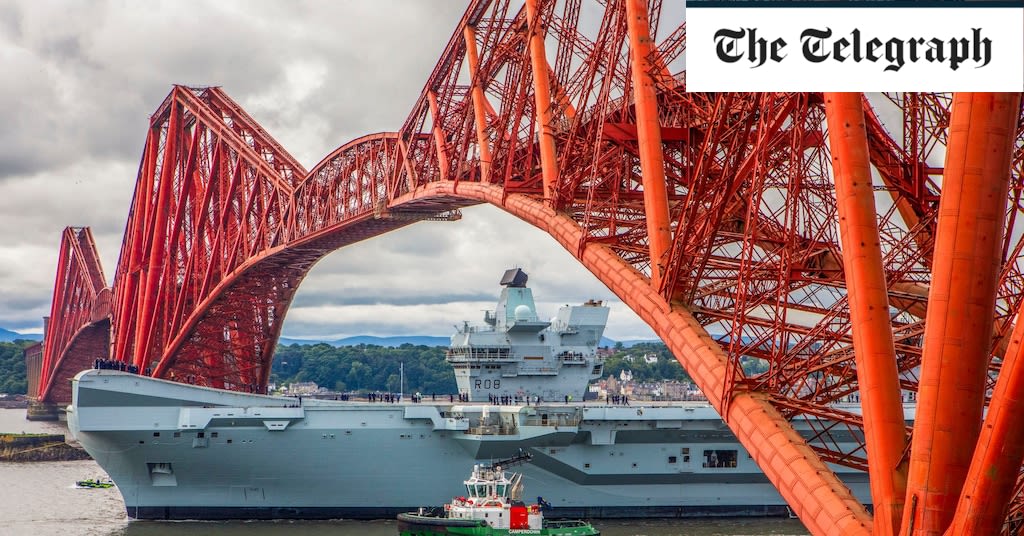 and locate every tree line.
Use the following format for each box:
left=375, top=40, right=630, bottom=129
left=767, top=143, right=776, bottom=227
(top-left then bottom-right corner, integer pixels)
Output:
left=0, top=341, right=31, bottom=394
left=601, top=342, right=693, bottom=383
left=0, top=339, right=770, bottom=397
left=271, top=343, right=457, bottom=395
left=271, top=341, right=695, bottom=394
left=602, top=341, right=767, bottom=382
